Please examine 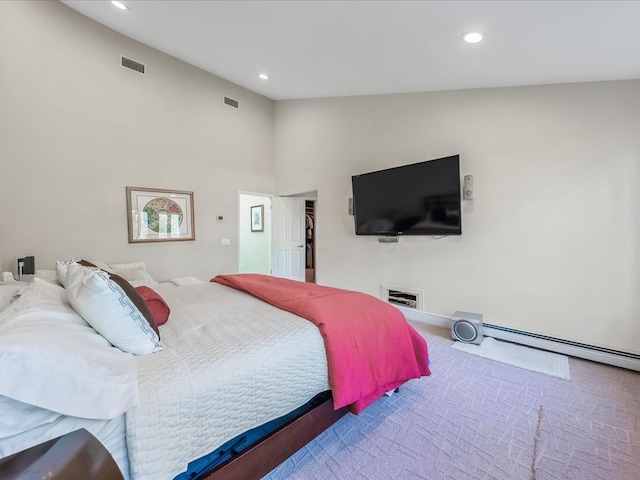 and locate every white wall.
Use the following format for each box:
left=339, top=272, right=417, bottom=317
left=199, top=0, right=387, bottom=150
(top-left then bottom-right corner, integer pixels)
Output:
left=238, top=193, right=271, bottom=274
left=0, top=1, right=275, bottom=281
left=3, top=2, right=639, bottom=355
left=274, top=80, right=640, bottom=354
